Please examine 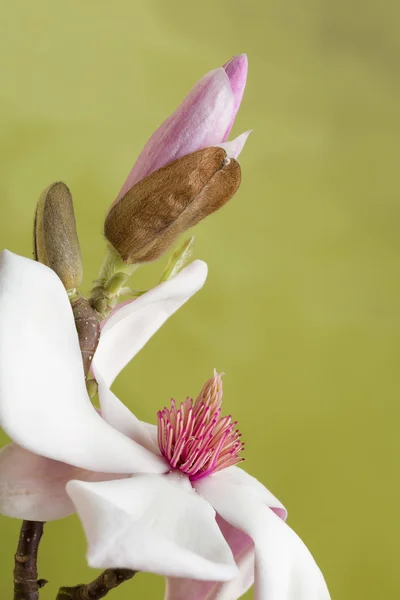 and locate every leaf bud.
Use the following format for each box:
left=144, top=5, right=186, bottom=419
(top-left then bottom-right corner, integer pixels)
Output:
left=34, top=182, right=83, bottom=289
